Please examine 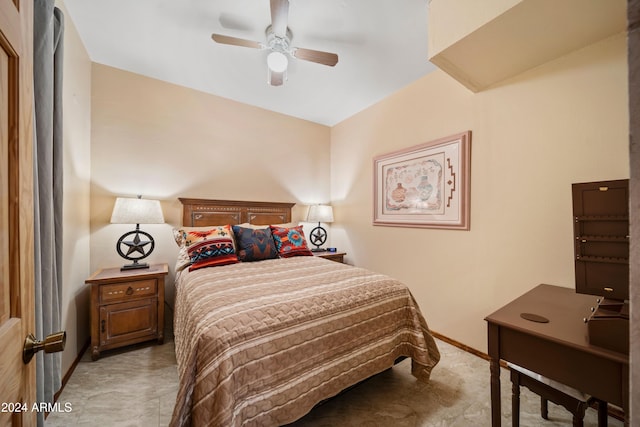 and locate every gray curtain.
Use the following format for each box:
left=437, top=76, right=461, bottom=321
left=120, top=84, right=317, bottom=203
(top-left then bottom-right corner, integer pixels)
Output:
left=33, top=1, right=64, bottom=426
